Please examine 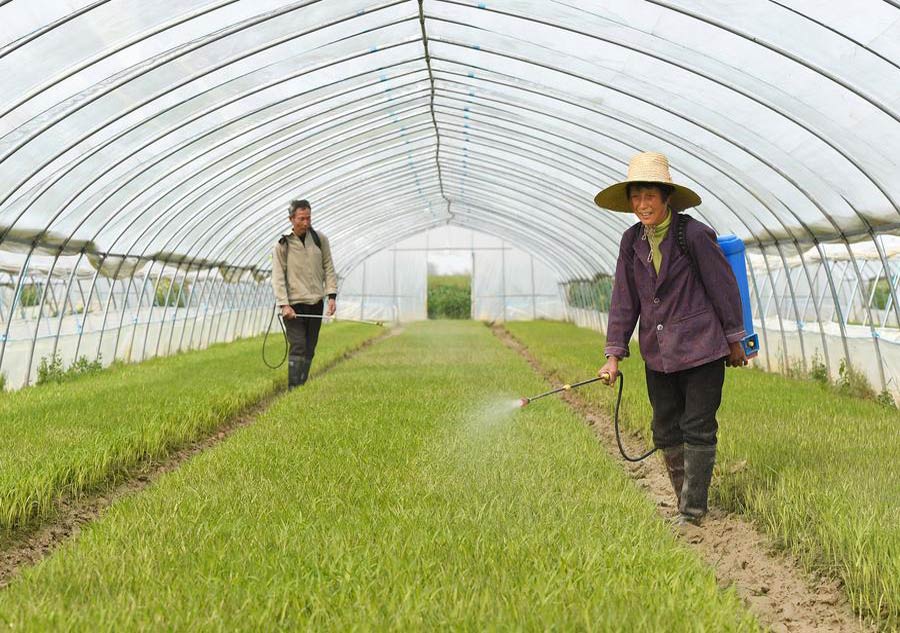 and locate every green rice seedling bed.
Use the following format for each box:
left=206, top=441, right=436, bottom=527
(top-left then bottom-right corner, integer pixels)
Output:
left=506, top=320, right=899, bottom=630
left=0, top=322, right=758, bottom=631
left=0, top=323, right=381, bottom=533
